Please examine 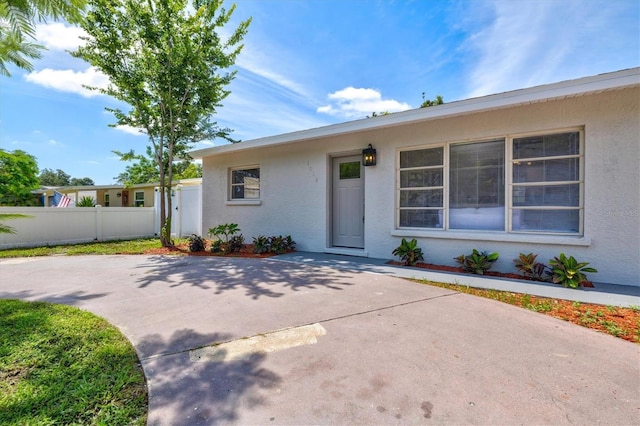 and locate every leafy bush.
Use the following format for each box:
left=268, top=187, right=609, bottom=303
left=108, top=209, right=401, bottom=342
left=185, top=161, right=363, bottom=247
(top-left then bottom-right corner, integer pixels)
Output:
left=227, top=234, right=245, bottom=253
left=392, top=238, right=424, bottom=266
left=514, top=252, right=548, bottom=280
left=208, top=223, right=241, bottom=243
left=252, top=235, right=296, bottom=254
left=549, top=253, right=597, bottom=288
left=454, top=249, right=499, bottom=275
left=76, top=196, right=96, bottom=207
left=252, top=235, right=270, bottom=254
left=188, top=234, right=206, bottom=252
left=210, top=239, right=224, bottom=254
